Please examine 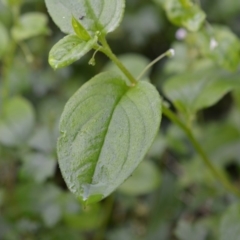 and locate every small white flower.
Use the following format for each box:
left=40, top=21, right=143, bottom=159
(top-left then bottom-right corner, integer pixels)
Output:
left=210, top=38, right=218, bottom=50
